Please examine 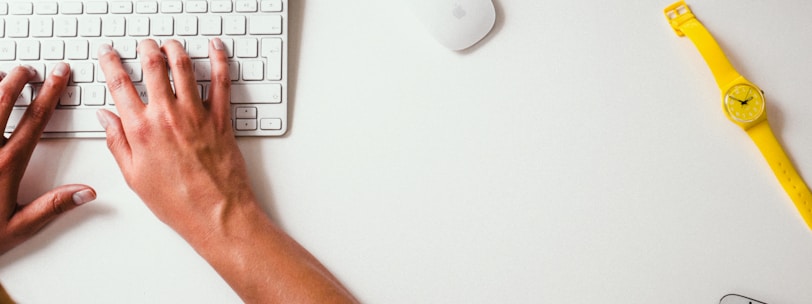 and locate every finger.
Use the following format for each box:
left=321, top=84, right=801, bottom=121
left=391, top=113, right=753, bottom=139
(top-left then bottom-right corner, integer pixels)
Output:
left=0, top=66, right=36, bottom=131
left=207, top=38, right=232, bottom=125
left=97, top=109, right=133, bottom=173
left=98, top=44, right=145, bottom=121
left=137, top=39, right=175, bottom=105
left=6, top=63, right=70, bottom=154
left=5, top=185, right=95, bottom=243
left=161, top=40, right=200, bottom=103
